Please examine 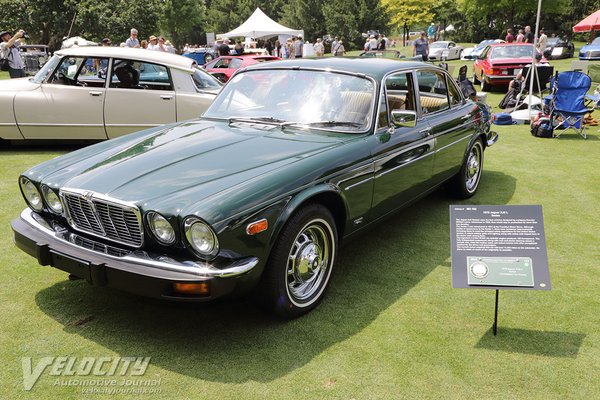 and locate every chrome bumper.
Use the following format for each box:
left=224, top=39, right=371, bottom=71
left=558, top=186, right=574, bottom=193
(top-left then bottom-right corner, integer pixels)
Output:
left=15, top=208, right=258, bottom=279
